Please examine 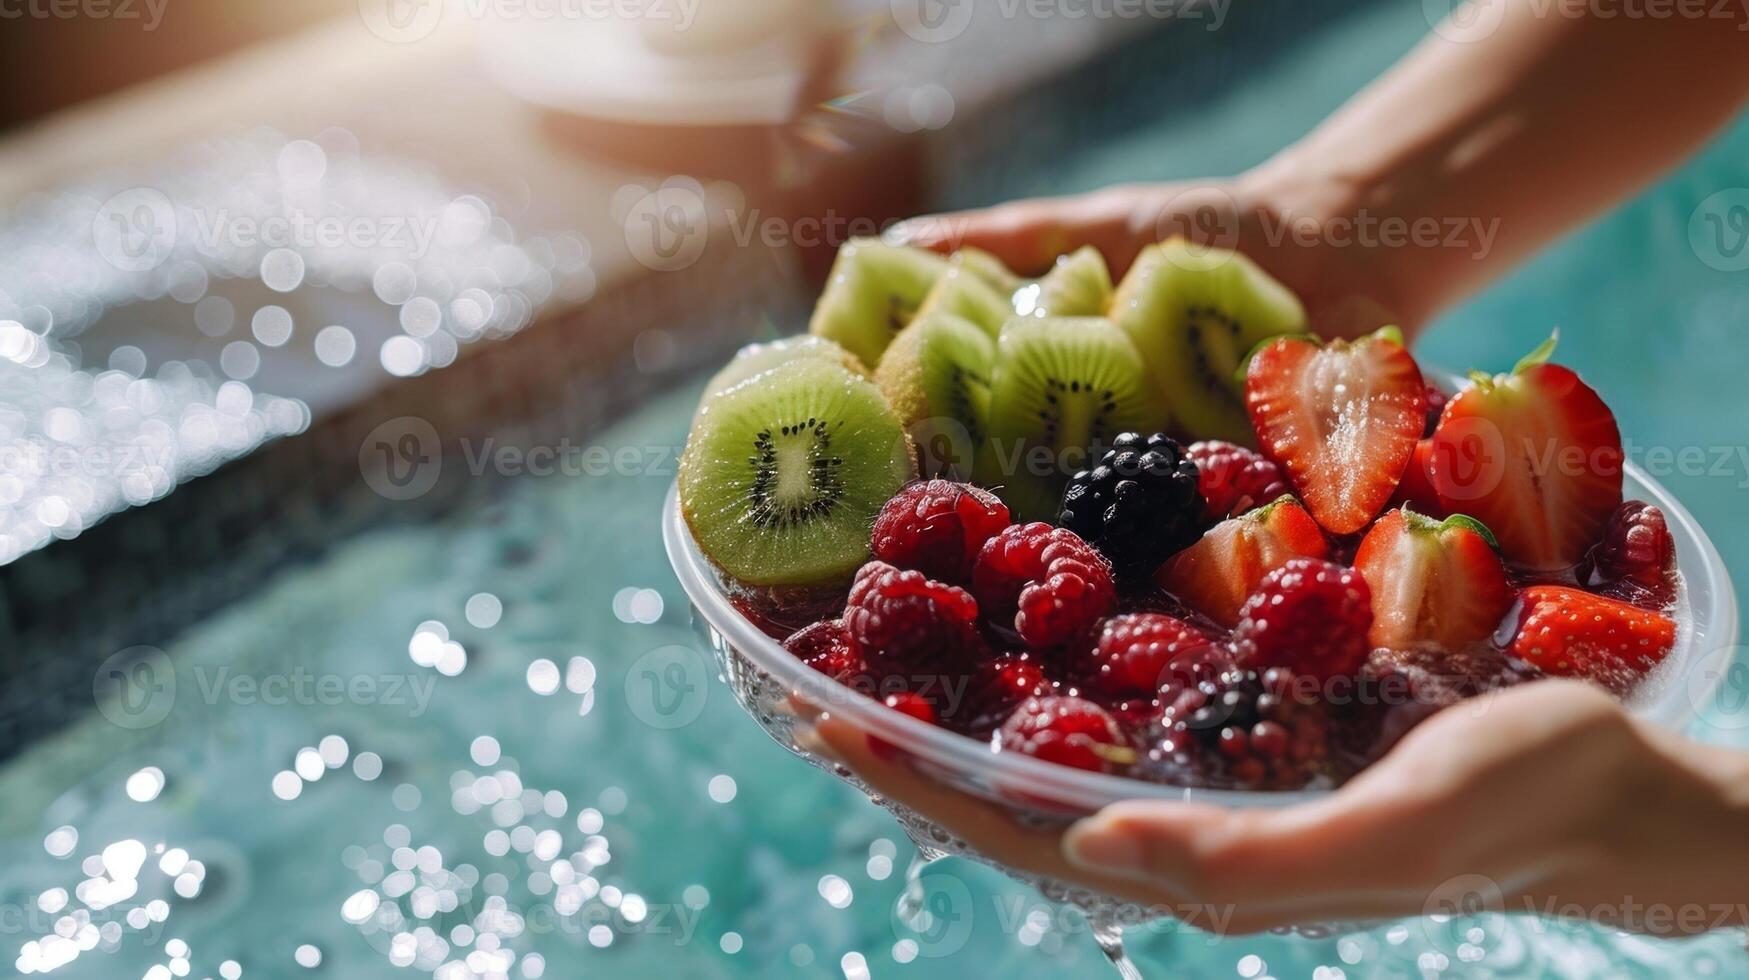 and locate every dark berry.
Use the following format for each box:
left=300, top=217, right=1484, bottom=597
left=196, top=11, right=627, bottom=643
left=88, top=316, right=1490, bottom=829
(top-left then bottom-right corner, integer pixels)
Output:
left=871, top=480, right=1012, bottom=583
left=1143, top=667, right=1331, bottom=790
left=1422, top=385, right=1447, bottom=437
left=949, top=654, right=1053, bottom=735
left=997, top=696, right=1132, bottom=773
left=1185, top=440, right=1291, bottom=521
left=1058, top=433, right=1205, bottom=577
left=844, top=562, right=983, bottom=677
left=784, top=620, right=862, bottom=679
left=1230, top=558, right=1372, bottom=681
left=1328, top=647, right=1542, bottom=776
left=971, top=523, right=1116, bottom=648
left=1089, top=613, right=1224, bottom=698
left=1579, top=501, right=1677, bottom=610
